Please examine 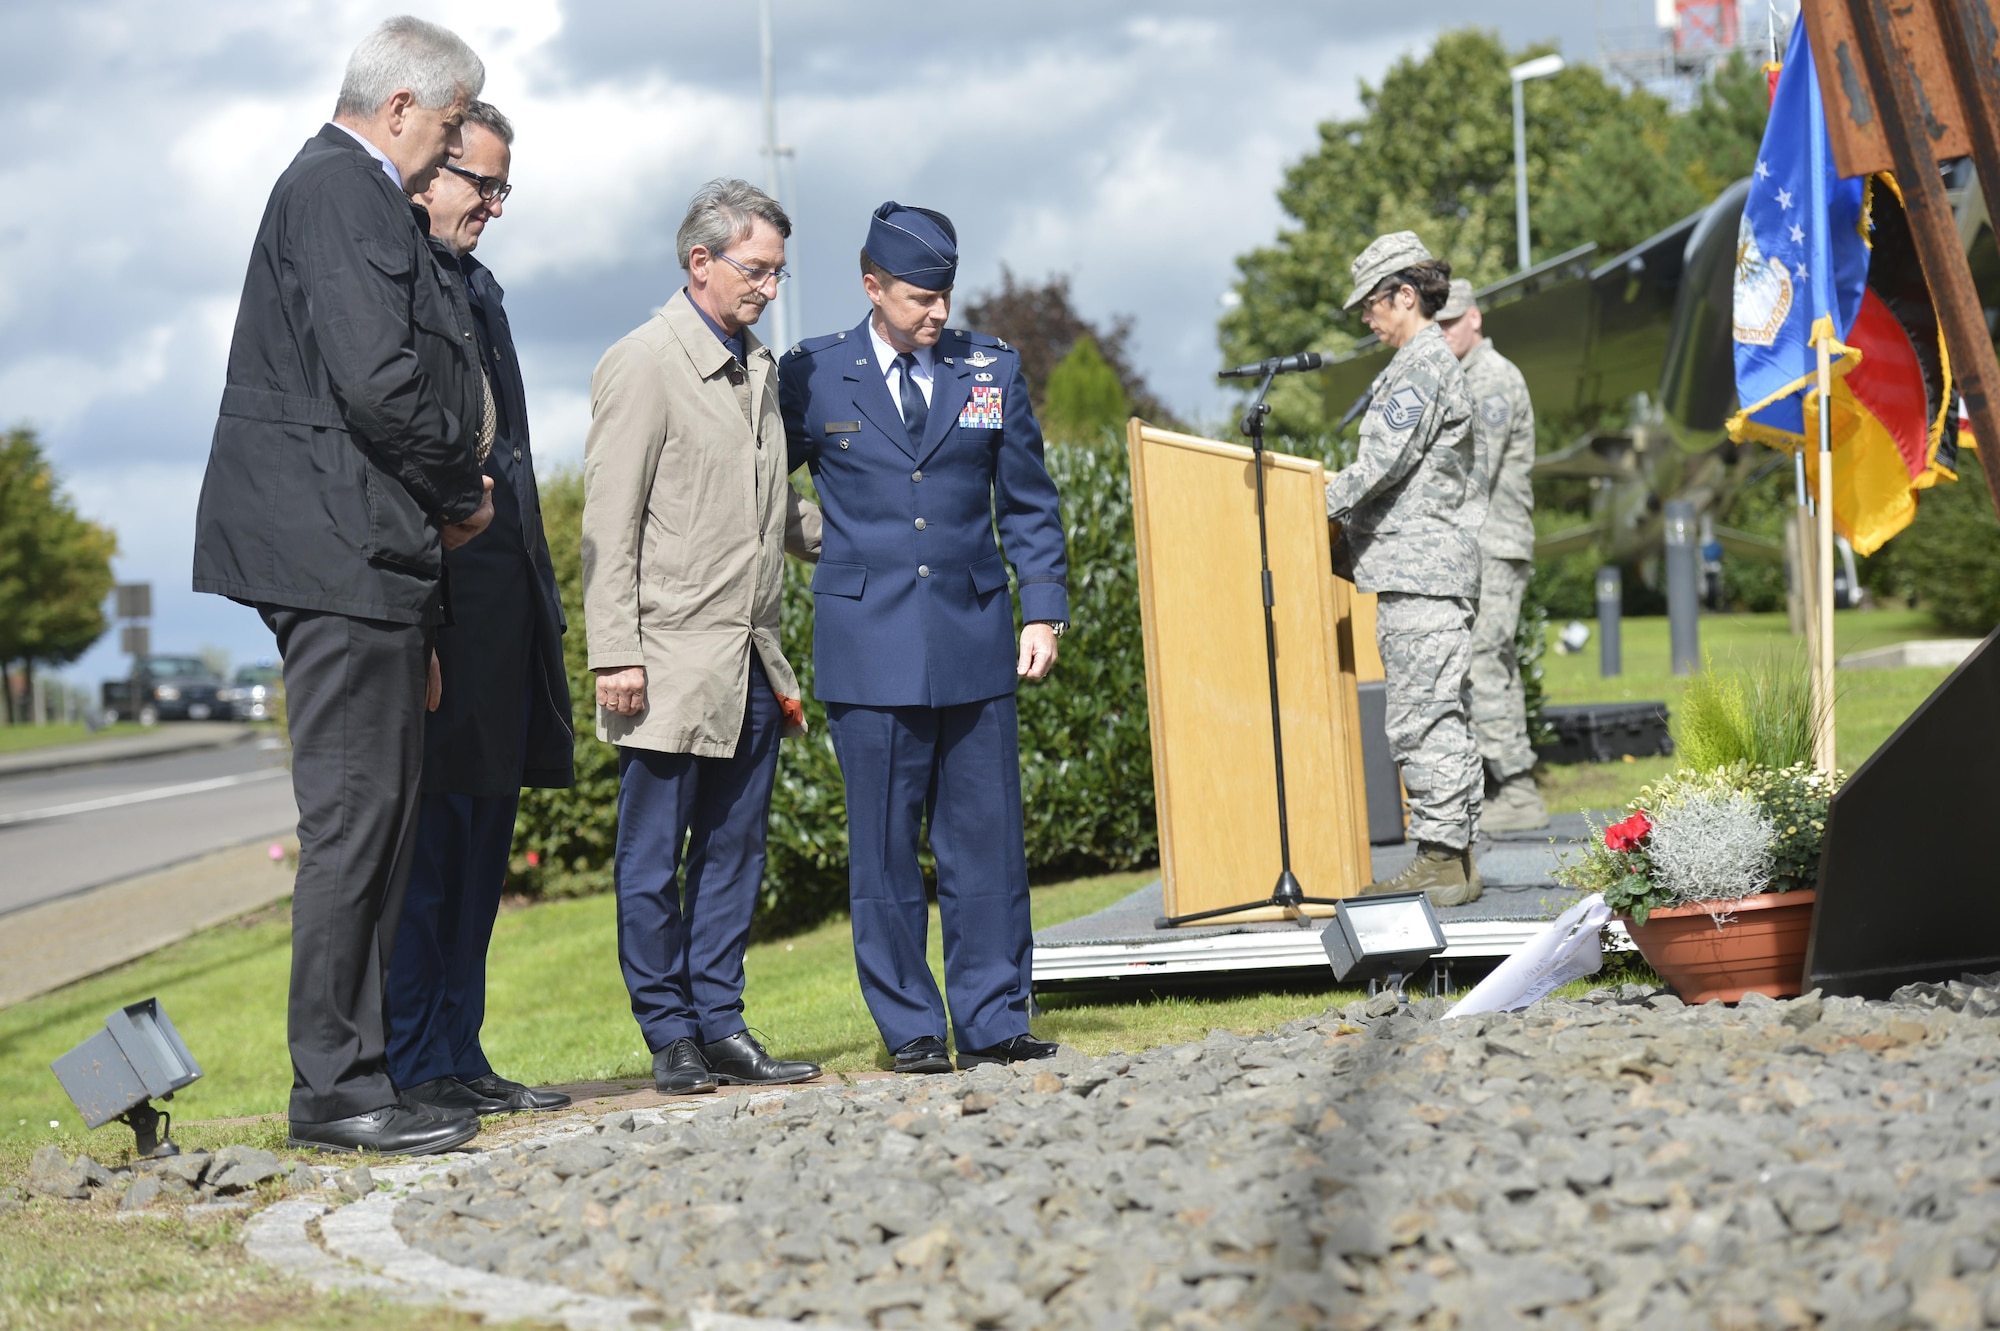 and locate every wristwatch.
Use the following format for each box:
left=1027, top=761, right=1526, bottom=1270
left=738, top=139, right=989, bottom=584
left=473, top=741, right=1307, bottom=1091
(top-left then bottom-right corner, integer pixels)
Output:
left=1031, top=620, right=1067, bottom=638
